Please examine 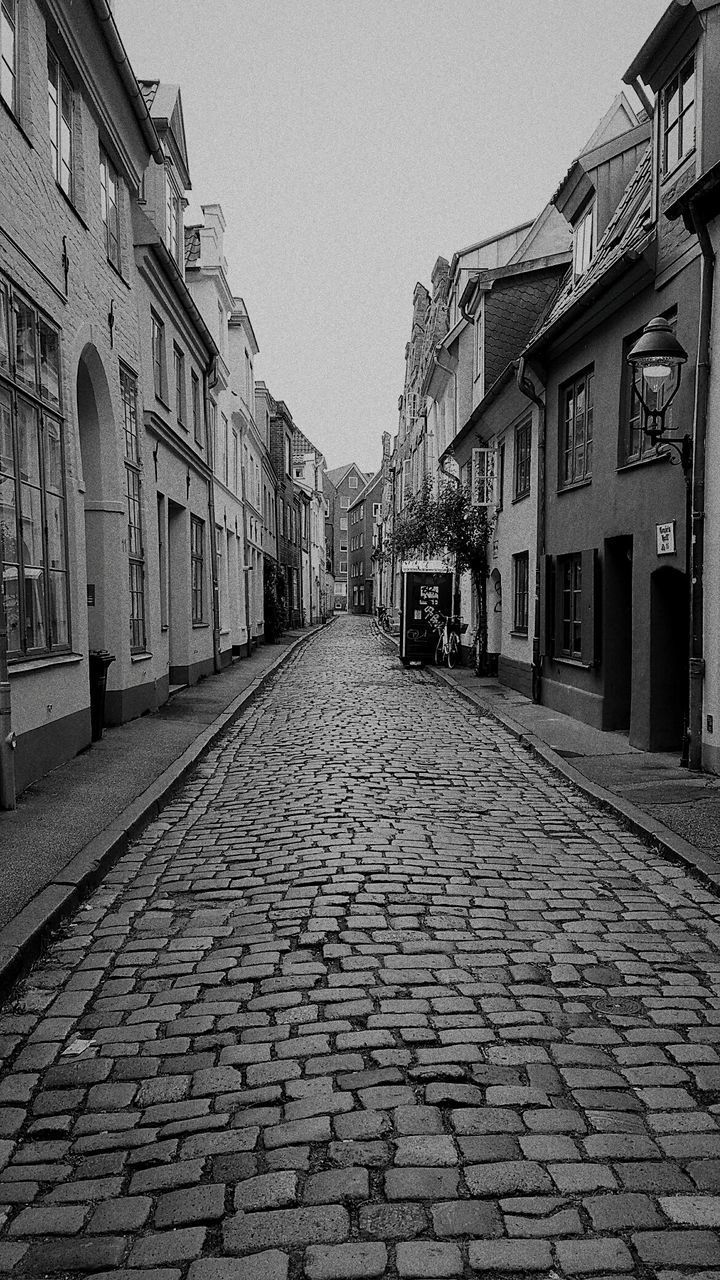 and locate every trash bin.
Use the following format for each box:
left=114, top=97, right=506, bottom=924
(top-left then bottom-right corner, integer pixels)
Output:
left=89, top=650, right=115, bottom=742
